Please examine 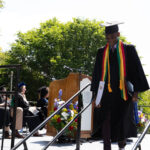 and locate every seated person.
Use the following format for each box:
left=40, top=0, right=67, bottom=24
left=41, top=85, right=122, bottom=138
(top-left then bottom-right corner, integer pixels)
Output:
left=0, top=96, right=11, bottom=138
left=37, top=86, right=49, bottom=120
left=0, top=86, right=24, bottom=138
left=11, top=82, right=42, bottom=136
left=10, top=107, right=24, bottom=138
